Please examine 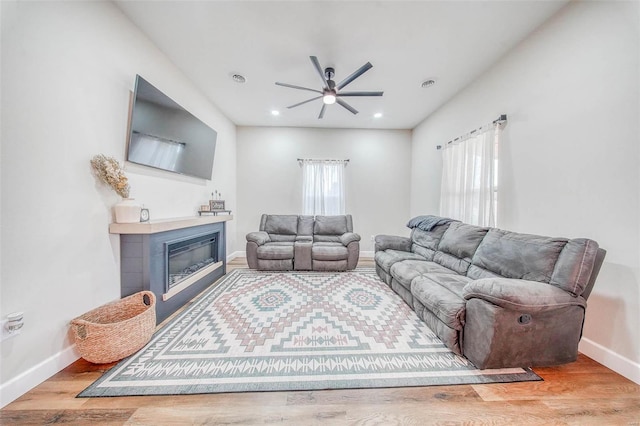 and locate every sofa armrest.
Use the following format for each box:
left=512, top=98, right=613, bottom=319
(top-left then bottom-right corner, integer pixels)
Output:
left=463, top=278, right=586, bottom=313
left=374, top=235, right=411, bottom=253
left=296, top=235, right=313, bottom=243
left=340, top=232, right=361, bottom=246
left=246, top=231, right=271, bottom=246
